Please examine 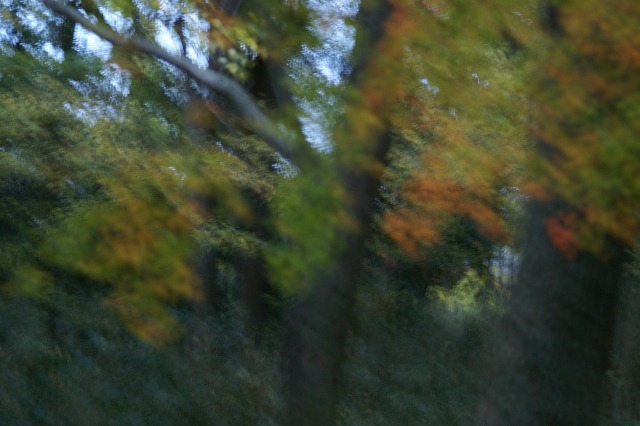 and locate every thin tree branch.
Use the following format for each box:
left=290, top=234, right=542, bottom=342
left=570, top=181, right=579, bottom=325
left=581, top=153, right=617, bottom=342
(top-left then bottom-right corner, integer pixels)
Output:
left=43, top=0, right=301, bottom=163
